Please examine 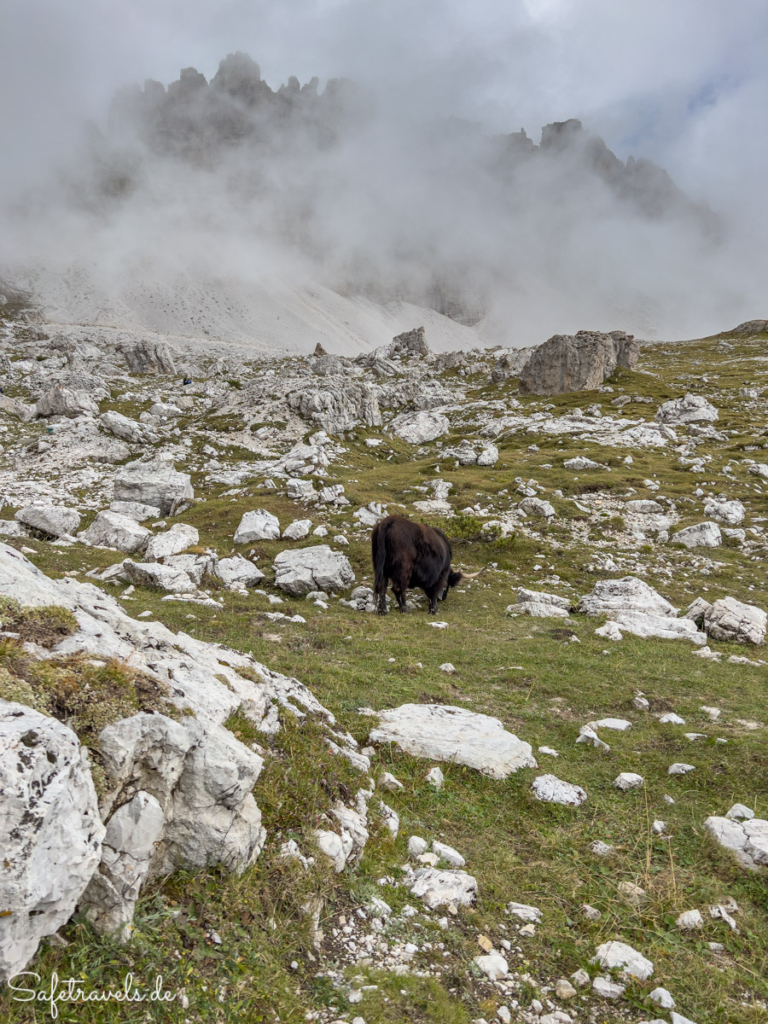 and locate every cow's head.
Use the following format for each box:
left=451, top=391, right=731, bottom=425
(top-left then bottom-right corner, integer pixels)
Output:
left=447, top=570, right=463, bottom=589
